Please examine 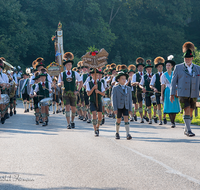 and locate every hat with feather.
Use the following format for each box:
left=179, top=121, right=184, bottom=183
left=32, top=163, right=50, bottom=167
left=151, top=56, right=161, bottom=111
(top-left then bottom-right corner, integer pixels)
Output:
left=119, top=64, right=128, bottom=73
left=72, top=67, right=77, bottom=72
left=128, top=65, right=136, bottom=73
left=165, top=55, right=176, bottom=66
left=182, top=42, right=195, bottom=58
left=63, top=52, right=74, bottom=66
left=145, top=59, right=153, bottom=69
left=106, top=65, right=111, bottom=70
left=110, top=63, right=116, bottom=70
left=35, top=57, right=45, bottom=69
left=154, top=56, right=165, bottom=68
left=115, top=71, right=129, bottom=82
left=136, top=57, right=145, bottom=68
left=33, top=71, right=40, bottom=80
